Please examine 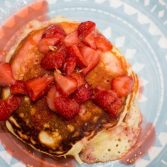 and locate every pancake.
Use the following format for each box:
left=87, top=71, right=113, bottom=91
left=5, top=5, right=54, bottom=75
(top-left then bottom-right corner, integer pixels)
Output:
left=3, top=17, right=141, bottom=164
